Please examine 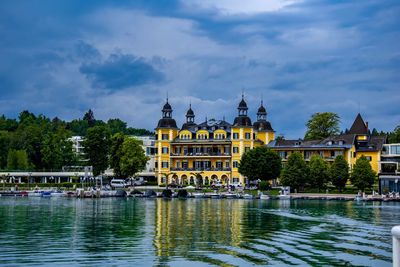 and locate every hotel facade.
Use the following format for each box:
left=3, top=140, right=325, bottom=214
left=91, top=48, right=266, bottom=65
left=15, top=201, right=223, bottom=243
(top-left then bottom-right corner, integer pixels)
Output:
left=154, top=96, right=275, bottom=186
